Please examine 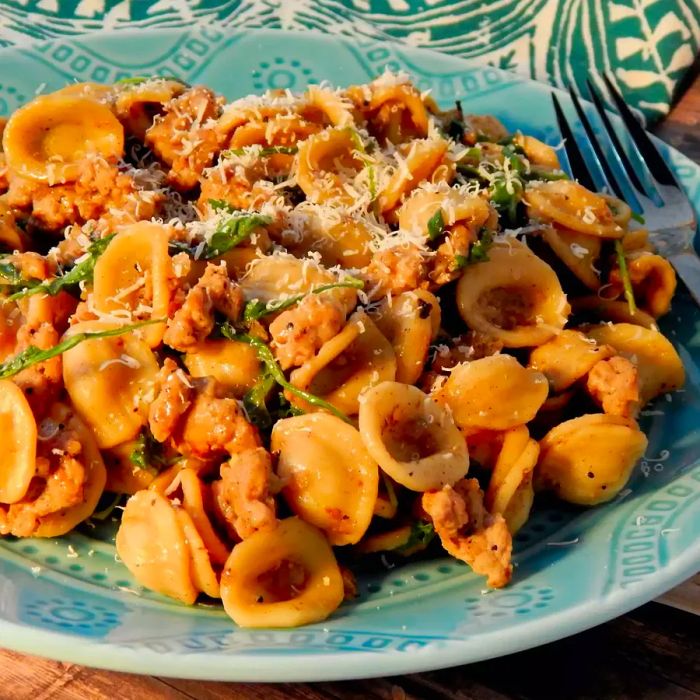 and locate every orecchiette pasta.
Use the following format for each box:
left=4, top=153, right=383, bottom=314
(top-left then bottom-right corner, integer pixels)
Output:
left=536, top=414, right=648, bottom=505
left=62, top=321, right=160, bottom=448
left=456, top=241, right=570, bottom=347
left=359, top=381, right=468, bottom=491
left=439, top=355, right=549, bottom=432
left=271, top=414, right=378, bottom=545
left=0, top=73, right=685, bottom=630
left=220, top=517, right=344, bottom=628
